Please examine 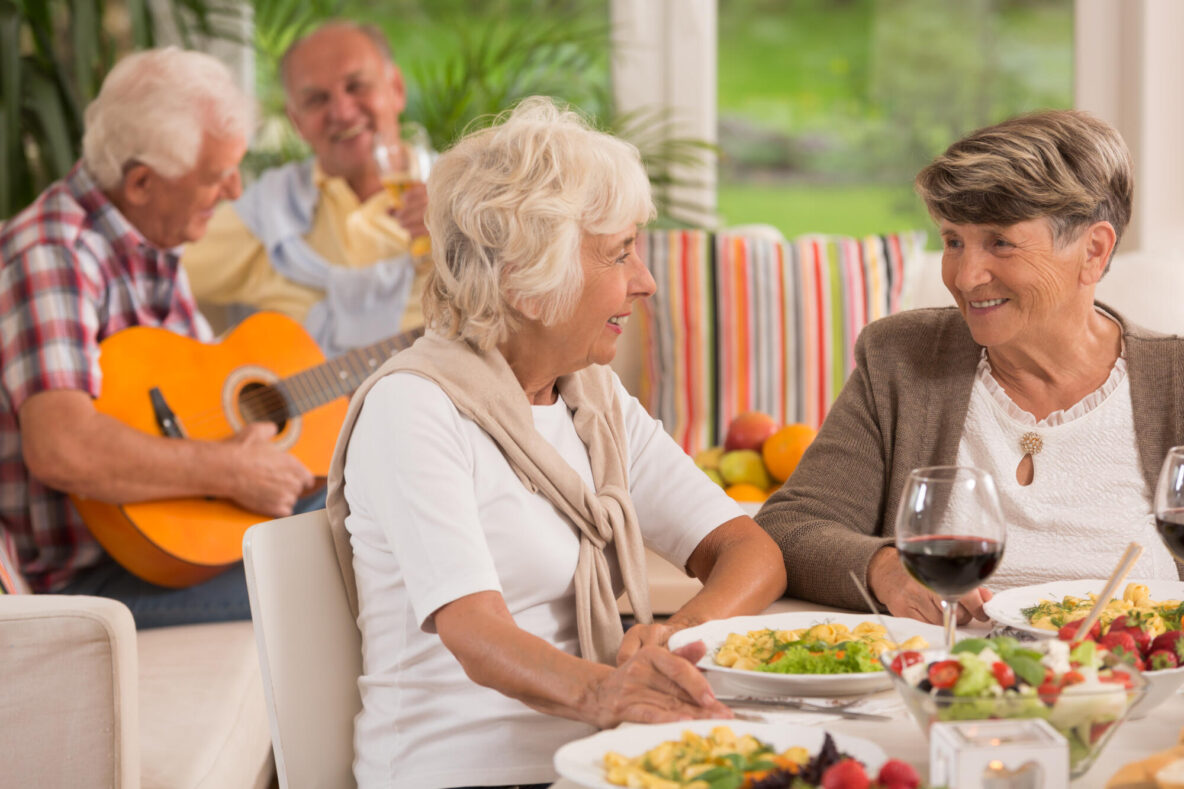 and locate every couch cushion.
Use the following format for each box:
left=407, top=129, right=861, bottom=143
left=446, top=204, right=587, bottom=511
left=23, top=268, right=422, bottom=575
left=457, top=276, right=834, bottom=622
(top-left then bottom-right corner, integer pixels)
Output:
left=0, top=596, right=138, bottom=789
left=138, top=620, right=272, bottom=789
left=639, top=229, right=926, bottom=454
